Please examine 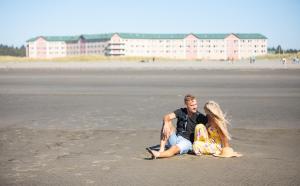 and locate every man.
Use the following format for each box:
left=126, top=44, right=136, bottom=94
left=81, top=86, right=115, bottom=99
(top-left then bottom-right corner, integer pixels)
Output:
left=147, top=94, right=207, bottom=159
